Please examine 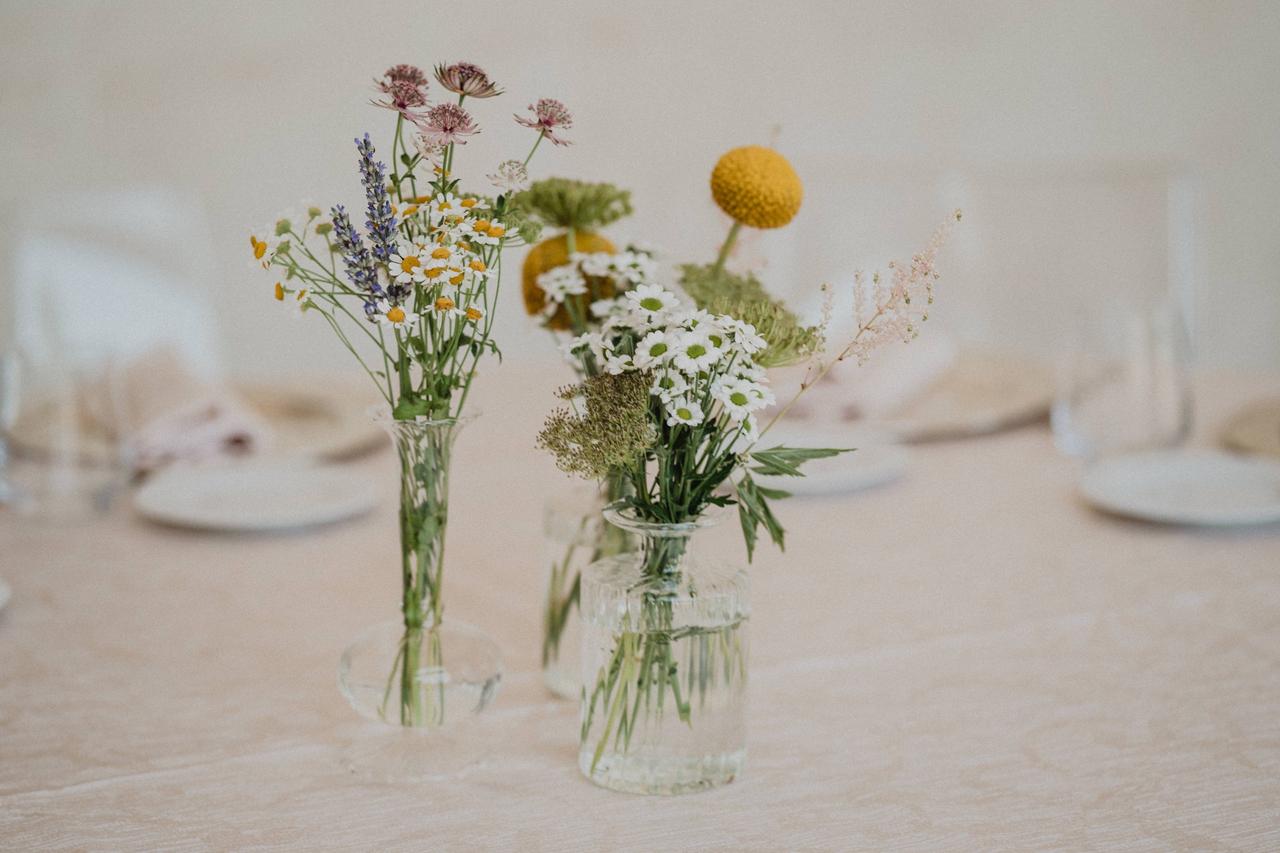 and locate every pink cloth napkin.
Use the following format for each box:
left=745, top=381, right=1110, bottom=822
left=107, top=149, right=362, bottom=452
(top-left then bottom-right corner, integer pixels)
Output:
left=87, top=347, right=273, bottom=473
